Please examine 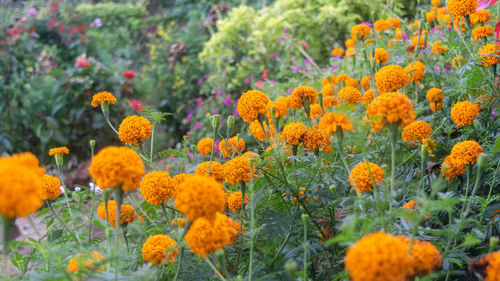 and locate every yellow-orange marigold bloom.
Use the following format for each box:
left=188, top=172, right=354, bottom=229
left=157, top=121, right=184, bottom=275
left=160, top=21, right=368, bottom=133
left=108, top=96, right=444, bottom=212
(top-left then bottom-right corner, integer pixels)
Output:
left=302, top=127, right=330, bottom=151
left=404, top=61, right=425, bottom=83
left=118, top=115, right=152, bottom=146
left=281, top=122, right=306, bottom=146
left=321, top=83, right=336, bottom=96
left=431, top=41, right=447, bottom=55
left=479, top=44, right=500, bottom=66
left=172, top=173, right=190, bottom=194
left=174, top=175, right=225, bottom=221
left=431, top=0, right=440, bottom=6
left=374, top=65, right=409, bottom=93
left=91, top=91, right=116, bottom=108
left=237, top=90, right=270, bottom=123
left=470, top=10, right=491, bottom=26
left=268, top=97, right=290, bottom=119
left=197, top=138, right=214, bottom=156
left=401, top=120, right=433, bottom=143
left=194, top=161, right=225, bottom=182
left=323, top=96, right=340, bottom=109
left=140, top=171, right=175, bottom=206
left=172, top=217, right=186, bottom=228
left=388, top=17, right=401, bottom=29
left=67, top=251, right=106, bottom=274
left=442, top=154, right=466, bottom=181
left=345, top=39, right=356, bottom=48
left=422, top=138, right=436, bottom=155
left=372, top=48, right=389, bottom=64
left=319, top=113, right=353, bottom=136
left=426, top=88, right=444, bottom=112
left=426, top=11, right=436, bottom=22
left=450, top=101, right=480, bottom=127
left=289, top=86, right=318, bottom=110
left=88, top=146, right=145, bottom=191
left=310, top=104, right=323, bottom=118
left=469, top=251, right=500, bottom=281
left=366, top=92, right=416, bottom=131
left=349, top=161, right=384, bottom=193
left=345, top=47, right=356, bottom=58
left=331, top=48, right=345, bottom=56
left=219, top=136, right=245, bottom=158
left=48, top=147, right=69, bottom=156
left=403, top=200, right=418, bottom=209
left=97, top=200, right=137, bottom=227
left=374, top=19, right=390, bottom=32
left=399, top=237, right=442, bottom=276
left=345, top=232, right=414, bottom=281
left=360, top=76, right=372, bottom=90
left=411, top=36, right=426, bottom=48
left=40, top=174, right=61, bottom=201
left=142, top=234, right=178, bottom=265
left=249, top=120, right=275, bottom=141
left=451, top=55, right=467, bottom=68
left=227, top=191, right=249, bottom=212
left=448, top=0, right=477, bottom=19
left=362, top=89, right=375, bottom=105
left=450, top=140, right=483, bottom=166
left=335, top=74, right=349, bottom=83
left=473, top=26, right=494, bottom=41
left=0, top=154, right=44, bottom=218
left=351, top=24, right=371, bottom=40
left=224, top=156, right=255, bottom=185
left=338, top=87, right=362, bottom=105
left=345, top=77, right=359, bottom=88
left=185, top=212, right=237, bottom=258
